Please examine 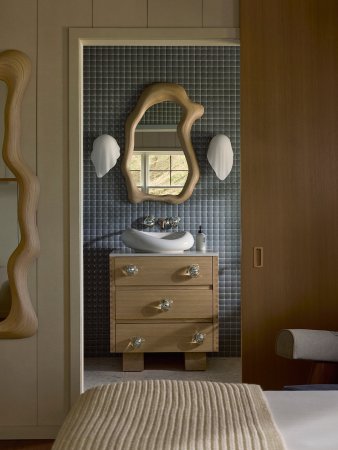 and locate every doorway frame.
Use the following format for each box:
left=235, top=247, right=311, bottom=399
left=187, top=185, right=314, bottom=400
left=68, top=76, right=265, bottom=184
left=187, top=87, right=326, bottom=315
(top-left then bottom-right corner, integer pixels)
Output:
left=68, top=27, right=240, bottom=405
